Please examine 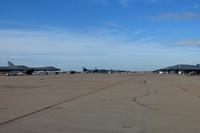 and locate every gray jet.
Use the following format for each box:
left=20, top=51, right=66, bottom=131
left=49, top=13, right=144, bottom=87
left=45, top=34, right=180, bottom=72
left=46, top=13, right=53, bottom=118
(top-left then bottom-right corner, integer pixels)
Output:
left=82, top=67, right=129, bottom=74
left=0, top=61, right=61, bottom=75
